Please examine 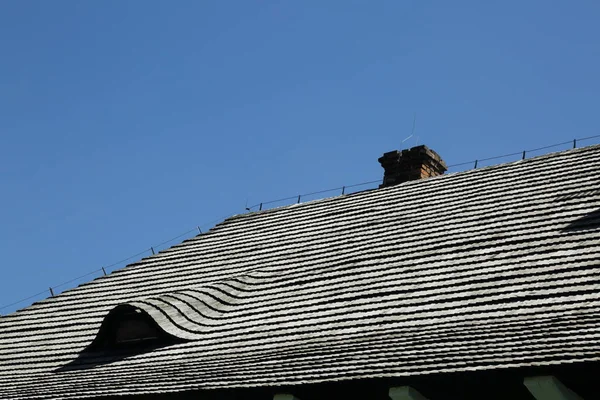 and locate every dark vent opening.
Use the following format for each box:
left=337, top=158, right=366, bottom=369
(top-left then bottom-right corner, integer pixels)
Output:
left=87, top=305, right=181, bottom=352
left=57, top=305, right=186, bottom=372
